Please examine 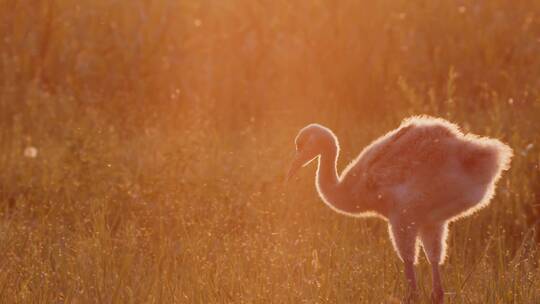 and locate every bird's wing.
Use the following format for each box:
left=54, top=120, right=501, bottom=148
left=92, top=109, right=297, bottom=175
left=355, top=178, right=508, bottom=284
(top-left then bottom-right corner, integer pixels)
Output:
left=341, top=125, right=413, bottom=190
left=364, top=124, right=452, bottom=187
